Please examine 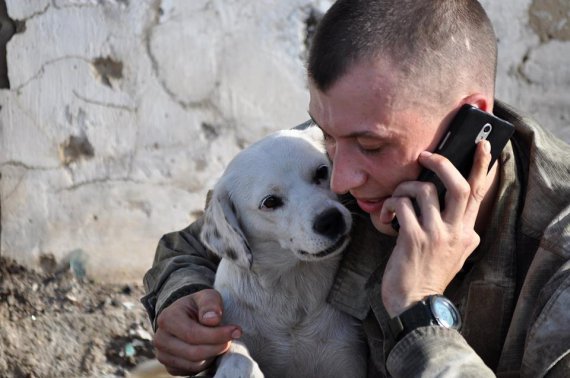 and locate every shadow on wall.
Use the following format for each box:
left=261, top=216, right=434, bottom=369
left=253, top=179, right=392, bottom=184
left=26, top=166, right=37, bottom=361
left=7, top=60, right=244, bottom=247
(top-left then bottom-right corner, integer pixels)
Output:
left=0, top=0, right=14, bottom=254
left=0, top=0, right=24, bottom=89
left=0, top=1, right=31, bottom=264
